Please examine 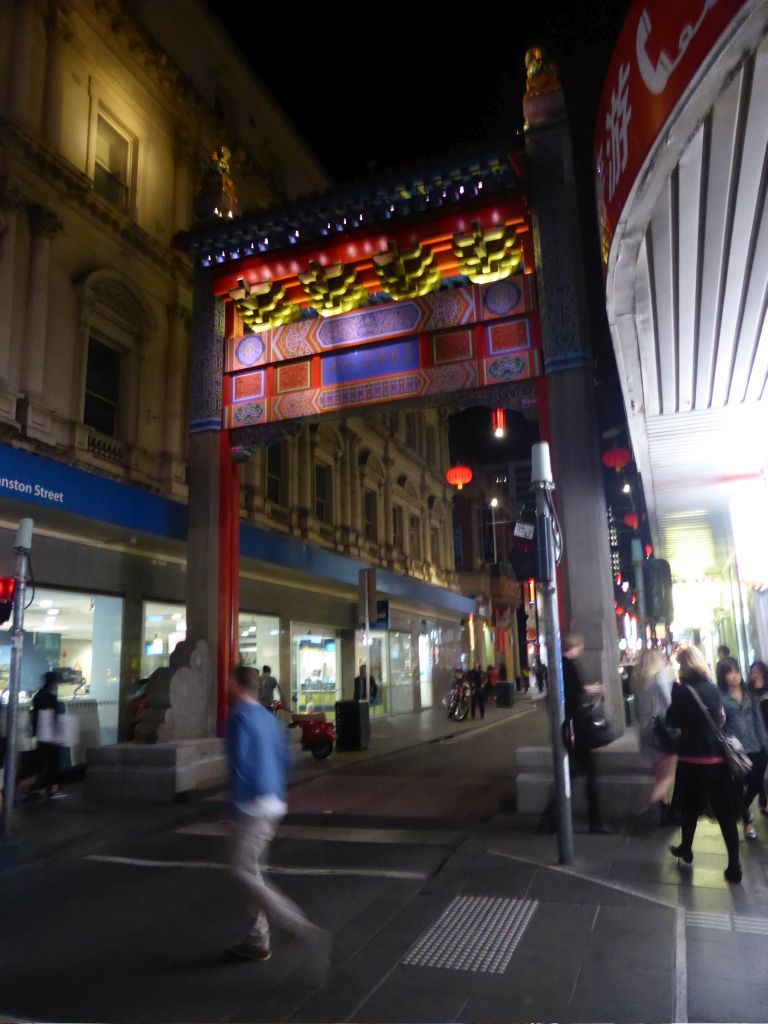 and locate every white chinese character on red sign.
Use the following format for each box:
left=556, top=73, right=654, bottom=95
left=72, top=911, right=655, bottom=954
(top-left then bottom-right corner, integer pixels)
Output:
left=604, top=62, right=631, bottom=202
